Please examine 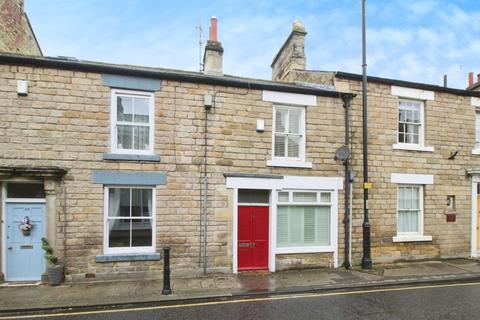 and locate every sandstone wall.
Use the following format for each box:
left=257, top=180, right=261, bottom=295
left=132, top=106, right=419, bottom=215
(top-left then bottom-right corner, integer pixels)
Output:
left=0, top=63, right=346, bottom=280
